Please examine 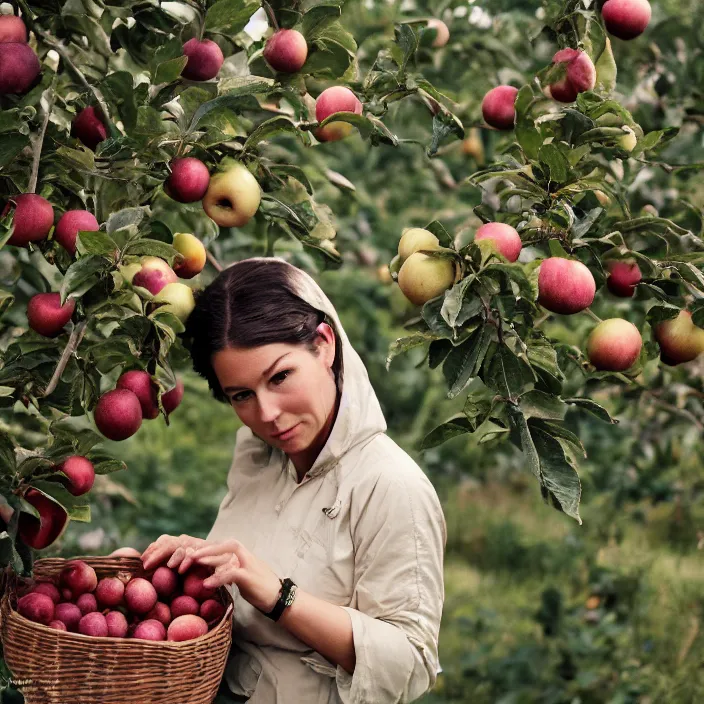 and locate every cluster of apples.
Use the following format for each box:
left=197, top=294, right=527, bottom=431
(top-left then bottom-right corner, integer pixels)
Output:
left=16, top=559, right=226, bottom=642
left=394, top=223, right=704, bottom=372
left=94, top=370, right=184, bottom=442
left=0, top=14, right=40, bottom=95
left=17, top=456, right=96, bottom=550
left=480, top=0, right=650, bottom=139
